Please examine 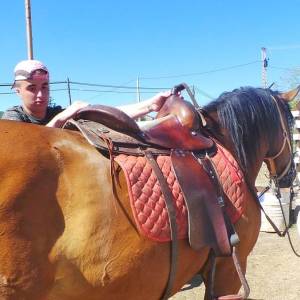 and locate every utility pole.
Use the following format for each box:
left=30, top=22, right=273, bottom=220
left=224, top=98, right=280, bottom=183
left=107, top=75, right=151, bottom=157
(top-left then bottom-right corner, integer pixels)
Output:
left=25, top=0, right=34, bottom=59
left=136, top=76, right=141, bottom=103
left=136, top=76, right=141, bottom=121
left=261, top=47, right=268, bottom=88
left=67, top=78, right=72, bottom=105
